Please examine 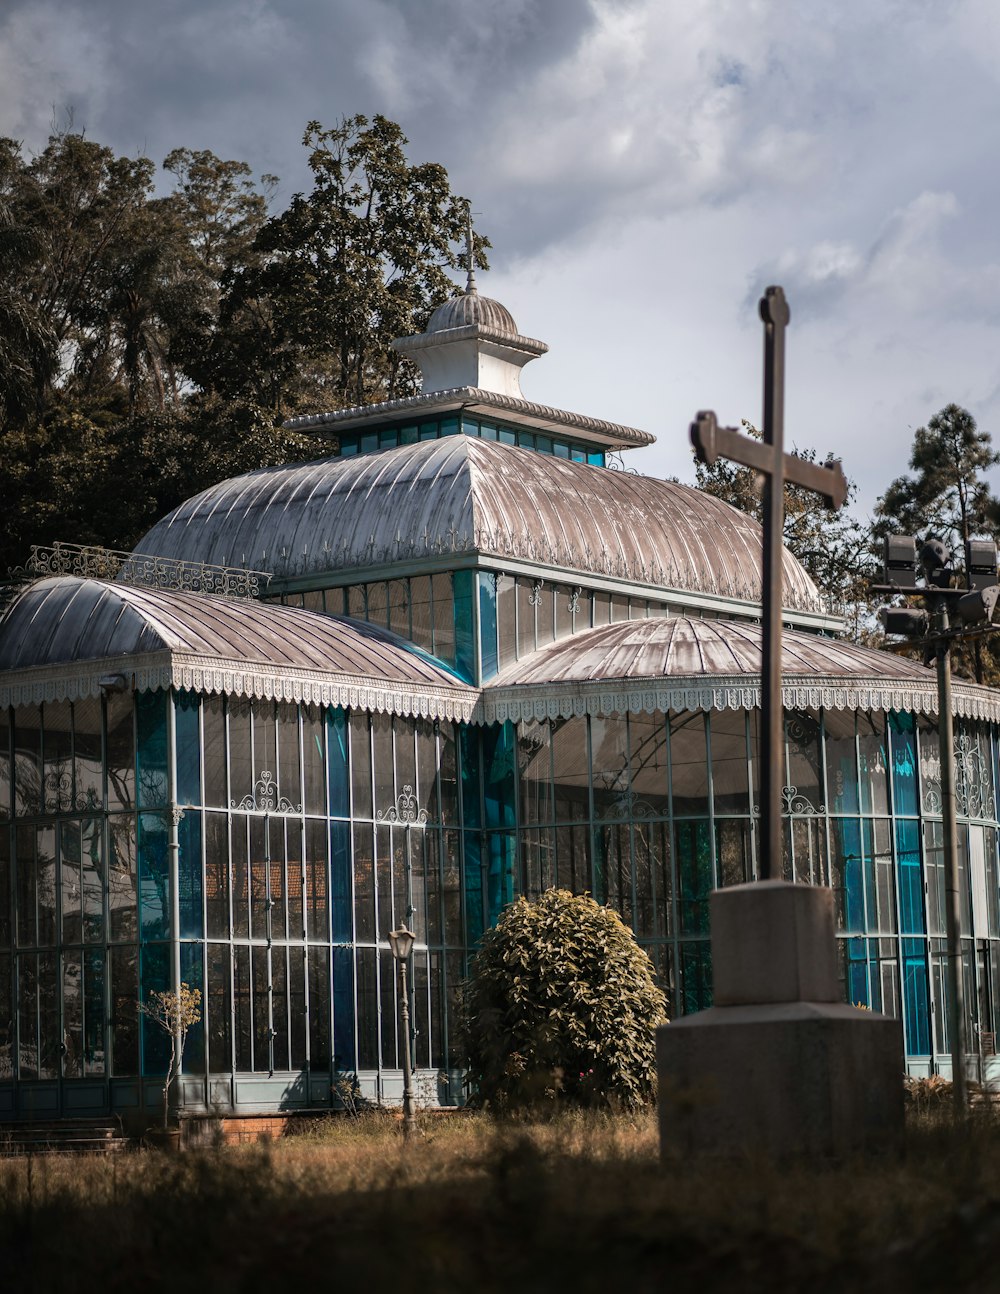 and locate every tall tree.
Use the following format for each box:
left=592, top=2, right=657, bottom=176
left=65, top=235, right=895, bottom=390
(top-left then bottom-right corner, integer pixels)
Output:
left=872, top=404, right=1000, bottom=552
left=872, top=403, right=1000, bottom=681
left=694, top=421, right=876, bottom=636
left=218, top=114, right=488, bottom=414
